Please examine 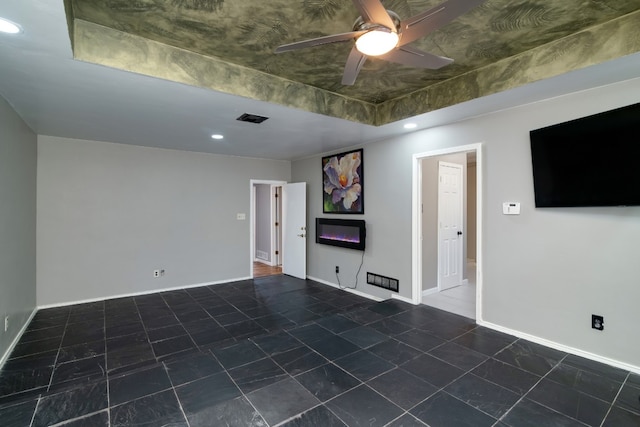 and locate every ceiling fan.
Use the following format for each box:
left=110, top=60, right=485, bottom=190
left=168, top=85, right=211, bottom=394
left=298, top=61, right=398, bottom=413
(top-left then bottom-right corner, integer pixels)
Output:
left=275, top=0, right=487, bottom=85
